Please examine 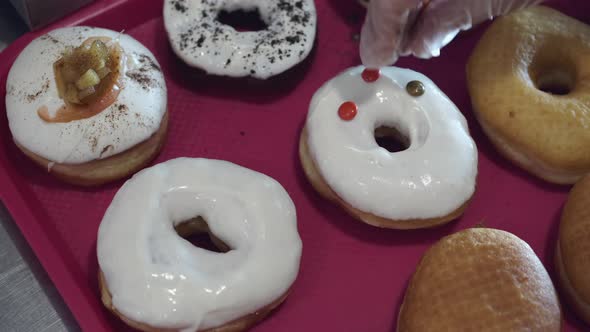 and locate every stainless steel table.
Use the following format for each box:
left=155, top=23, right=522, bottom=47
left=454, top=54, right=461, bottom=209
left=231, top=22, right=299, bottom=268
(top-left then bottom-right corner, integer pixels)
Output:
left=0, top=2, right=79, bottom=330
